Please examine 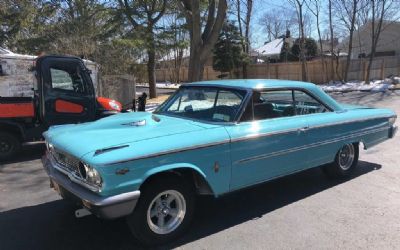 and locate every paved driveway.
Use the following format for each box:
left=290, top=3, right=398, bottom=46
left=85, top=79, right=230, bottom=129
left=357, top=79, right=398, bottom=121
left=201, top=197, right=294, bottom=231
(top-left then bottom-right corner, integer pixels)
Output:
left=1, top=91, right=399, bottom=250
